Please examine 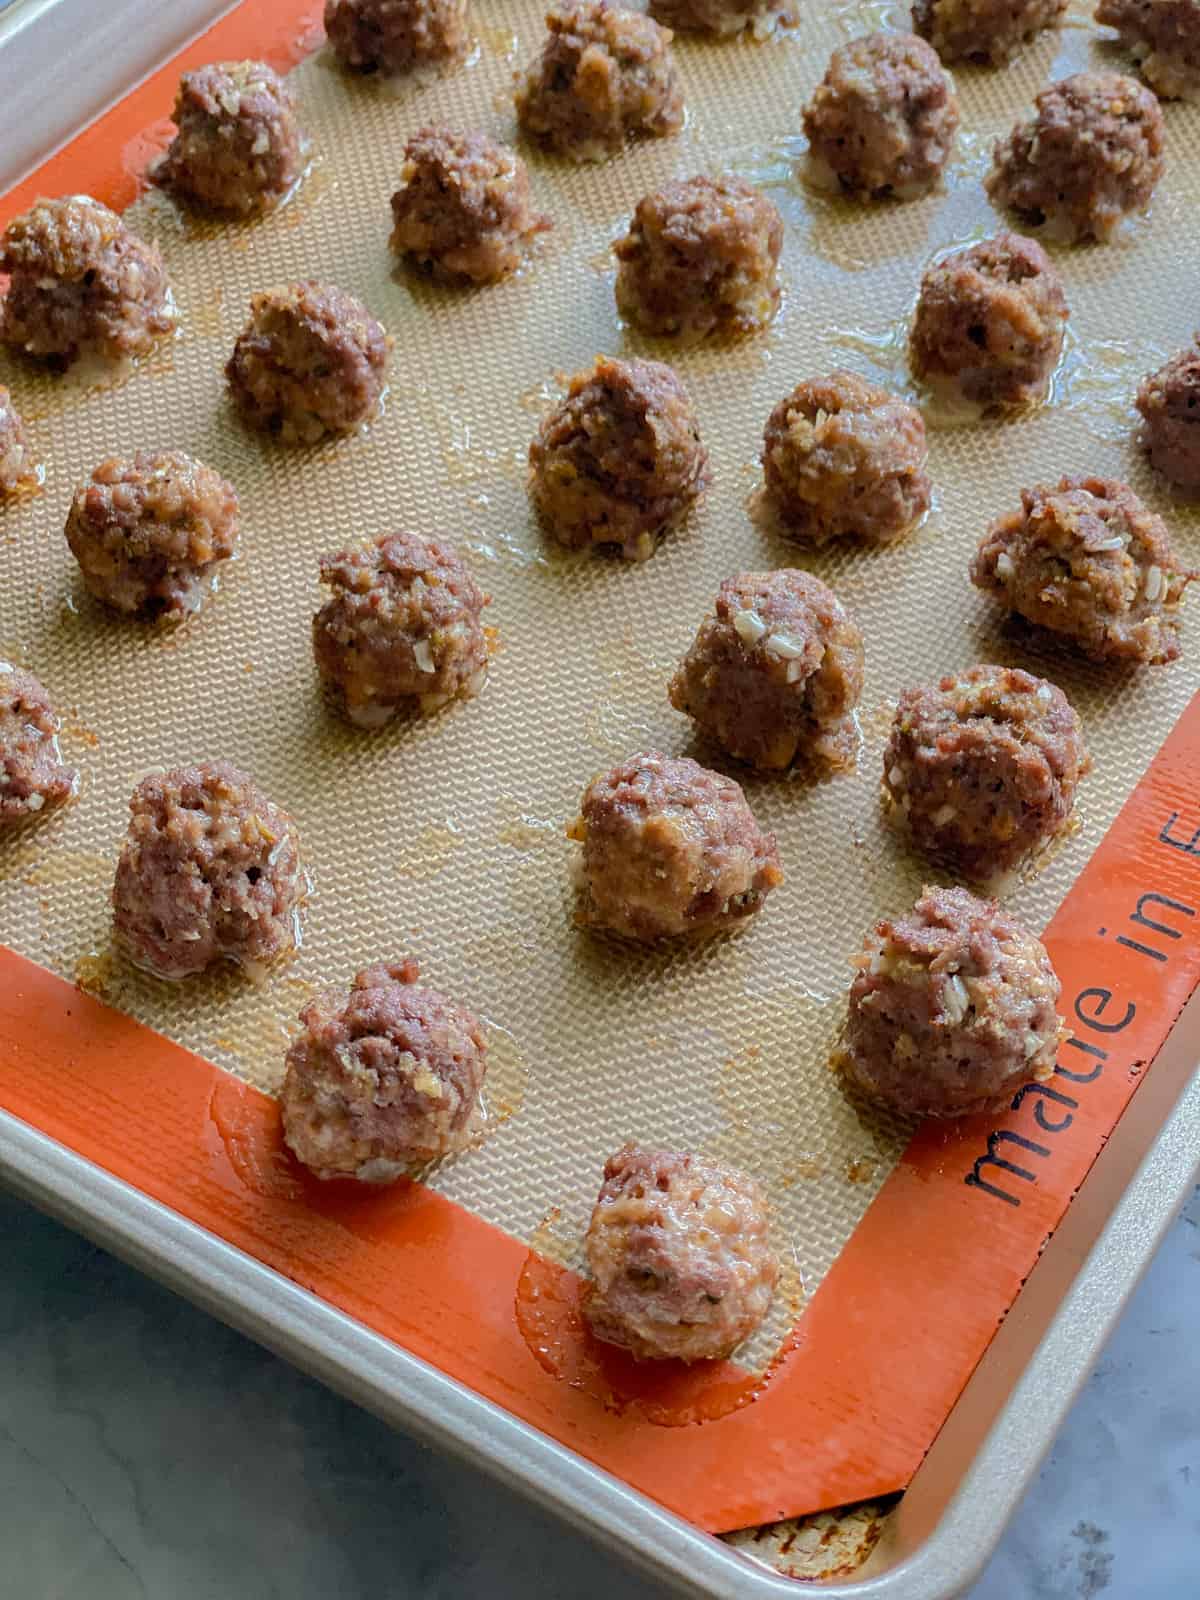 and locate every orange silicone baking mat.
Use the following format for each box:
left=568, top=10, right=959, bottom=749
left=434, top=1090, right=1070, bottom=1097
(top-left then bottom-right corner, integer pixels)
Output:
left=0, top=0, right=1198, bottom=1538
